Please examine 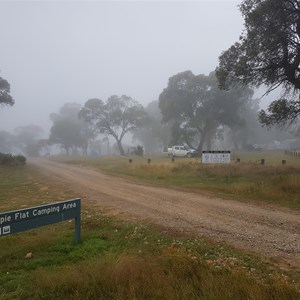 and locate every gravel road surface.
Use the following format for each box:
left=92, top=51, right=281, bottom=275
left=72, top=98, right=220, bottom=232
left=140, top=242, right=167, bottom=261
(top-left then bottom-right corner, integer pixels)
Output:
left=31, top=158, right=300, bottom=267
